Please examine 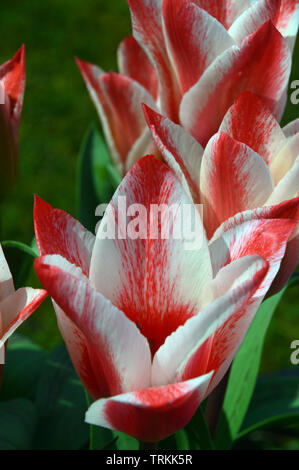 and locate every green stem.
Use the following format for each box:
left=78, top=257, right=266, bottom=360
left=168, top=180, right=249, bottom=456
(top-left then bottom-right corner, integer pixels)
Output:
left=139, top=441, right=158, bottom=450
left=205, top=367, right=231, bottom=438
